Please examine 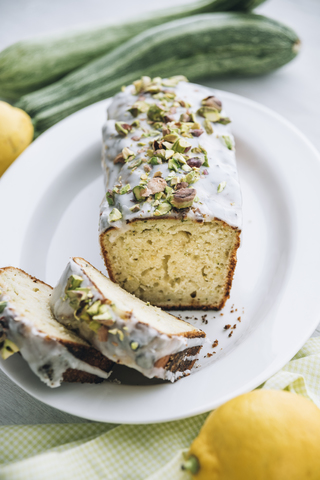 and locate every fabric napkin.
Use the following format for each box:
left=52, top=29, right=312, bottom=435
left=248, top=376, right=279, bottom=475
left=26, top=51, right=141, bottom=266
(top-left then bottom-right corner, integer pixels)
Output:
left=1, top=336, right=320, bottom=480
